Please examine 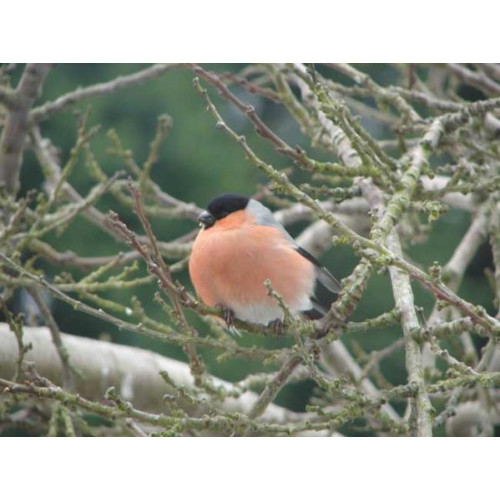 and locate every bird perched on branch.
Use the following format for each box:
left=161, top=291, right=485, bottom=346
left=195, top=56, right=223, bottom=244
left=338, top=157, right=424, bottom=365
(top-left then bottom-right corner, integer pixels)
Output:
left=189, top=194, right=341, bottom=329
